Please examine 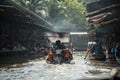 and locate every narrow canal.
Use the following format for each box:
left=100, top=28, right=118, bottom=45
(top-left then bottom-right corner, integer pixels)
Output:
left=0, top=51, right=119, bottom=80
